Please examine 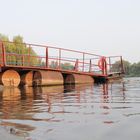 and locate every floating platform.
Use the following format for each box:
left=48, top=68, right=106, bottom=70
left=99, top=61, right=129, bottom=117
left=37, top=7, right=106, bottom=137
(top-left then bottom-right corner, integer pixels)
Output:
left=0, top=40, right=125, bottom=87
